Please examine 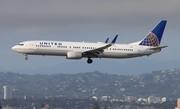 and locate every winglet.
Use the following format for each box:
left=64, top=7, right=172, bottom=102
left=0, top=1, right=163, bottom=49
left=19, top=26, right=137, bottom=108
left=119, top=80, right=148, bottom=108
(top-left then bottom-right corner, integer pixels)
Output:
left=111, top=34, right=118, bottom=44
left=105, top=38, right=109, bottom=43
